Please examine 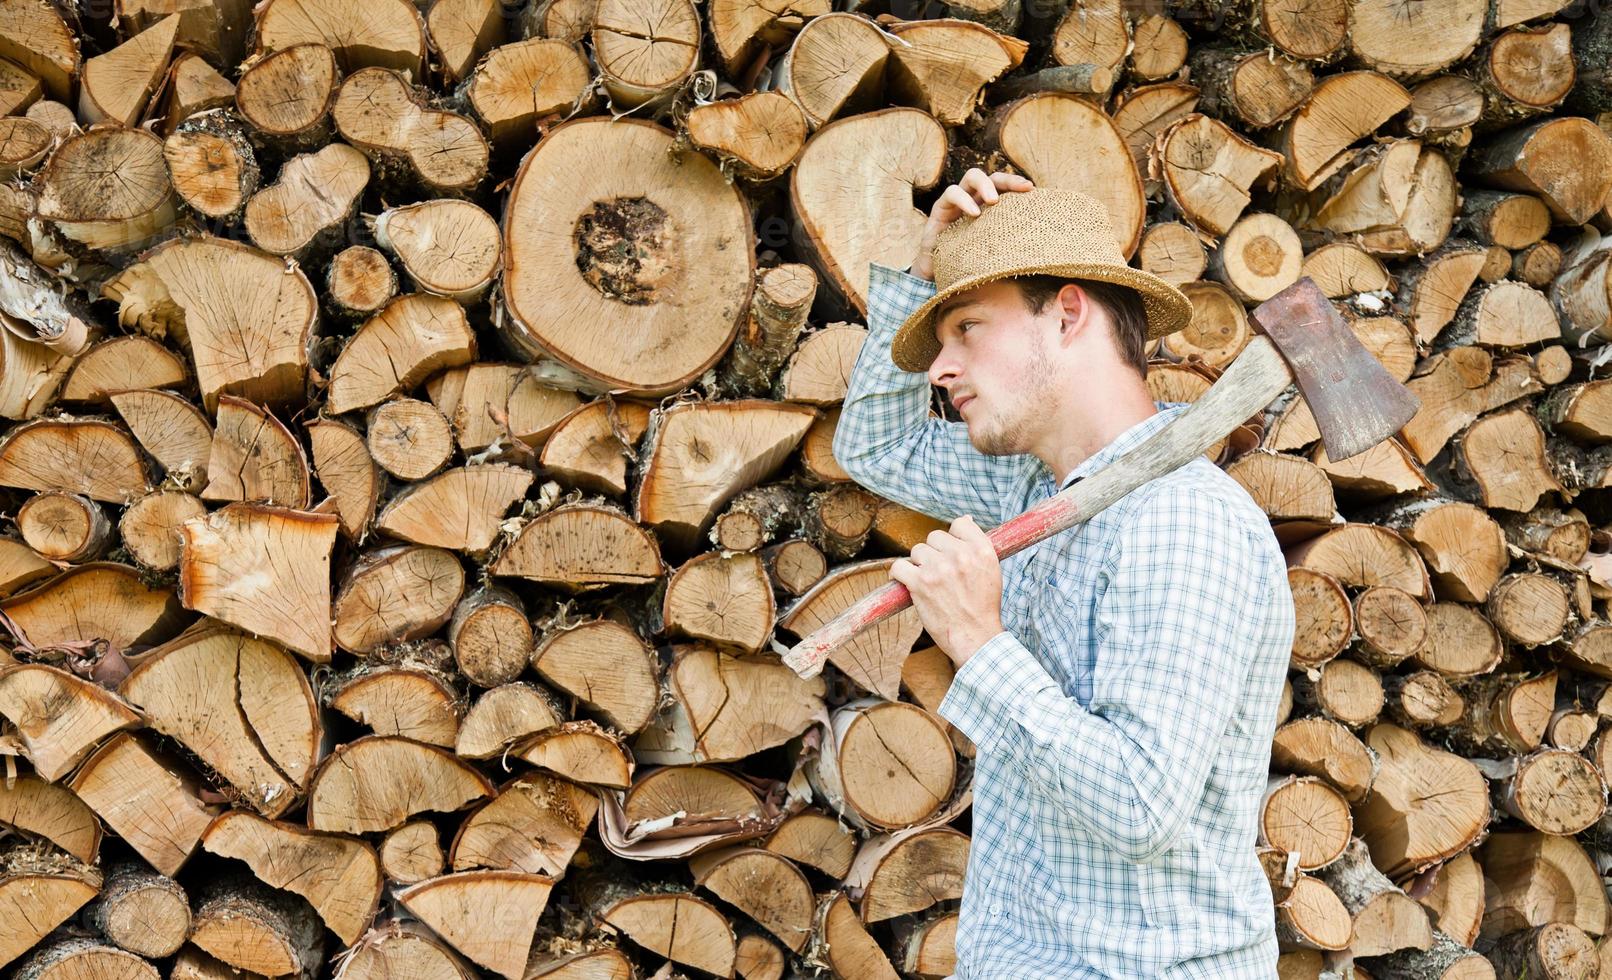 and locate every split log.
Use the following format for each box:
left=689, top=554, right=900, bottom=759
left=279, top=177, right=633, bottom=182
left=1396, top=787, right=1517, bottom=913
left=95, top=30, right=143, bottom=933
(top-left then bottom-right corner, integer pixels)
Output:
left=305, top=735, right=494, bottom=834
left=333, top=921, right=476, bottom=980
left=1165, top=281, right=1252, bottom=369
left=1138, top=221, right=1207, bottom=285
left=200, top=810, right=380, bottom=946
left=591, top=0, right=698, bottom=112
left=634, top=644, right=824, bottom=764
left=661, top=551, right=776, bottom=654
left=9, top=938, right=156, bottom=980
left=331, top=546, right=464, bottom=654
left=530, top=618, right=660, bottom=734
left=122, top=624, right=319, bottom=817
left=803, top=891, right=898, bottom=979
left=1442, top=407, right=1562, bottom=512
left=765, top=810, right=857, bottom=879
left=772, top=13, right=890, bottom=130
left=1417, top=851, right=1484, bottom=948
left=324, top=648, right=462, bottom=746
left=1467, top=117, right=1612, bottom=225
left=883, top=20, right=1026, bottom=128
left=539, top=398, right=653, bottom=497
left=427, top=0, right=504, bottom=82
left=396, top=871, right=555, bottom=979
left=1275, top=873, right=1352, bottom=951
left=712, top=484, right=806, bottom=552
left=373, top=464, right=532, bottom=553
left=102, top=236, right=318, bottom=412
left=1448, top=671, right=1556, bottom=755
left=0, top=662, right=143, bottom=780
left=327, top=293, right=476, bottom=415
left=179, top=504, right=337, bottom=662
left=1188, top=46, right=1313, bottom=130
left=1286, top=567, right=1353, bottom=668
left=634, top=400, right=817, bottom=553
left=162, top=53, right=237, bottom=132
left=0, top=563, right=184, bottom=653
left=0, top=418, right=149, bottom=503
left=1353, top=724, right=1490, bottom=878
left=1111, top=82, right=1200, bottom=184
left=61, top=337, right=185, bottom=405
left=850, top=827, right=969, bottom=923
left=596, top=889, right=736, bottom=979
left=1481, top=830, right=1608, bottom=942
left=306, top=418, right=381, bottom=541
left=426, top=364, right=582, bottom=453
left=691, top=846, right=815, bottom=953
left=777, top=323, right=863, bottom=405
left=454, top=682, right=564, bottom=760
left=1302, top=242, right=1392, bottom=298
left=109, top=389, right=212, bottom=492
left=0, top=844, right=102, bottom=969
left=0, top=773, right=102, bottom=861
left=763, top=538, right=828, bottom=597
left=492, top=502, right=664, bottom=589
left=511, top=720, right=634, bottom=790
left=450, top=770, right=597, bottom=875
left=778, top=559, right=923, bottom=699
left=1366, top=931, right=1495, bottom=979
left=1371, top=499, right=1506, bottom=604
left=202, top=396, right=311, bottom=508
left=68, top=732, right=218, bottom=876
left=985, top=93, right=1144, bottom=257
left=1278, top=72, right=1411, bottom=191
left=0, top=0, right=76, bottom=103
left=1552, top=235, right=1612, bottom=345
